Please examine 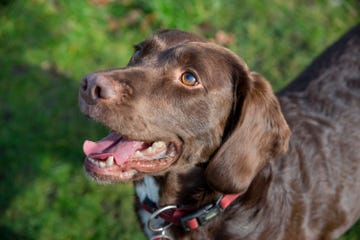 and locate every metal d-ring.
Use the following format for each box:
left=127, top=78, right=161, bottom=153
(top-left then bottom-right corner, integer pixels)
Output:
left=147, top=205, right=177, bottom=232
